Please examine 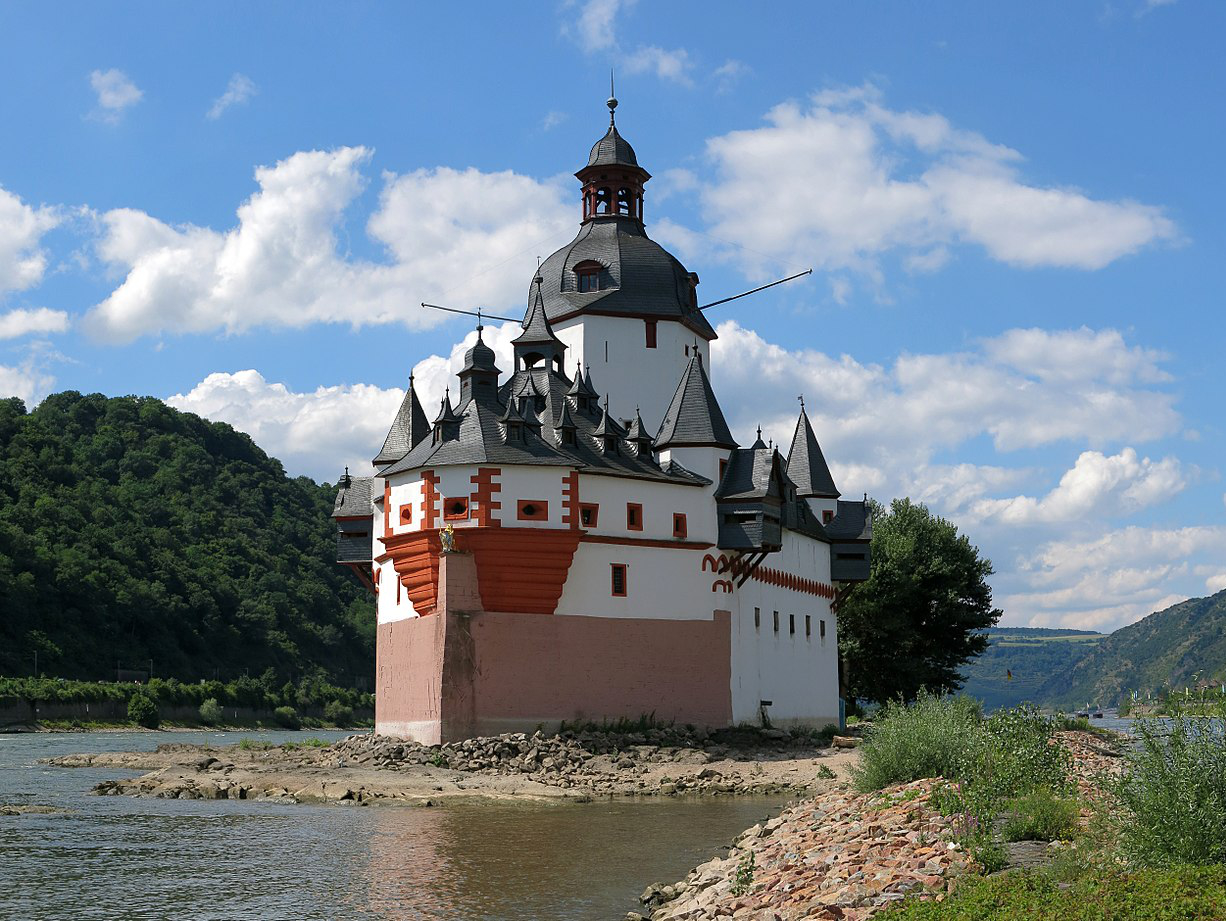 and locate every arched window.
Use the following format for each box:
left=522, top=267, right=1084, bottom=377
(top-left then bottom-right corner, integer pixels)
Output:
left=595, top=187, right=612, bottom=215
left=616, top=187, right=633, bottom=216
